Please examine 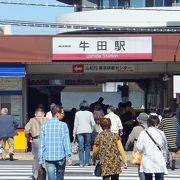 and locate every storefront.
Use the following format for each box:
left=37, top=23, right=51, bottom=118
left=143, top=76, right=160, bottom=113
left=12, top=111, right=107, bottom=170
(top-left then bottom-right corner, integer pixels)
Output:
left=0, top=65, right=25, bottom=127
